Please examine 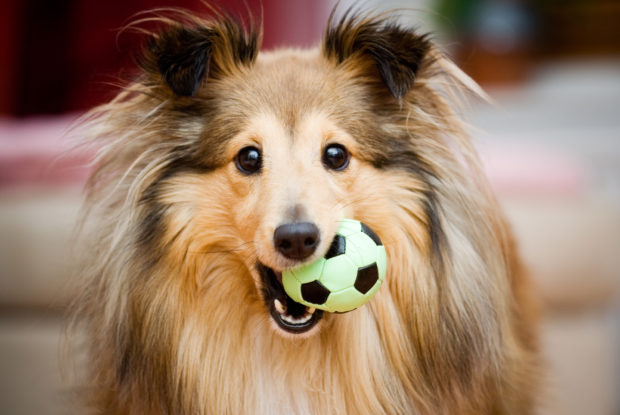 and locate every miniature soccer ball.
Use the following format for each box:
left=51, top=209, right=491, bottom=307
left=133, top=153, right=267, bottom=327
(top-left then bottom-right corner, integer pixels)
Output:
left=282, top=219, right=387, bottom=313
